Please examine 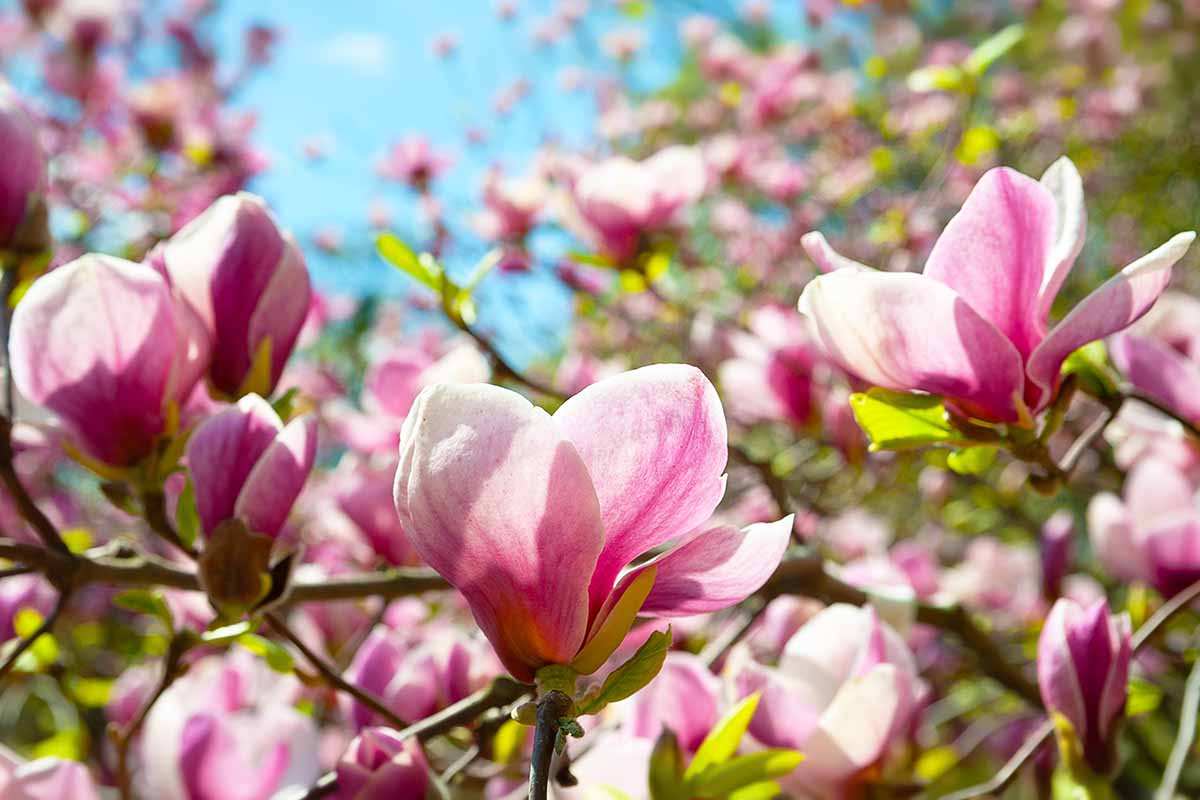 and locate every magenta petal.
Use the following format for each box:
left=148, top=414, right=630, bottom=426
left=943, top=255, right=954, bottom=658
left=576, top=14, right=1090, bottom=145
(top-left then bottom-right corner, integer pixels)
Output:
left=247, top=234, right=311, bottom=389
left=1146, top=519, right=1200, bottom=599
left=924, top=167, right=1058, bottom=358
left=630, top=516, right=792, bottom=617
left=394, top=384, right=605, bottom=680
left=798, top=270, right=1026, bottom=422
left=1110, top=334, right=1200, bottom=424
left=186, top=394, right=283, bottom=535
left=628, top=652, right=723, bottom=752
left=1036, top=600, right=1088, bottom=741
left=179, top=714, right=291, bottom=800
left=552, top=365, right=729, bottom=612
left=7, top=759, right=102, bottom=800
left=1025, top=232, right=1195, bottom=410
left=234, top=412, right=318, bottom=538
left=1038, top=157, right=1087, bottom=322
